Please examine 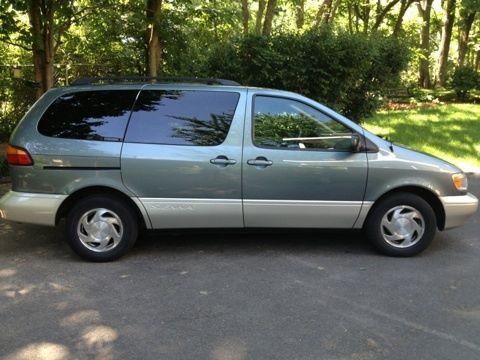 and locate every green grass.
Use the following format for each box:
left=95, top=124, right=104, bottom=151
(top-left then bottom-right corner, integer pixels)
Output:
left=362, top=104, right=480, bottom=172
